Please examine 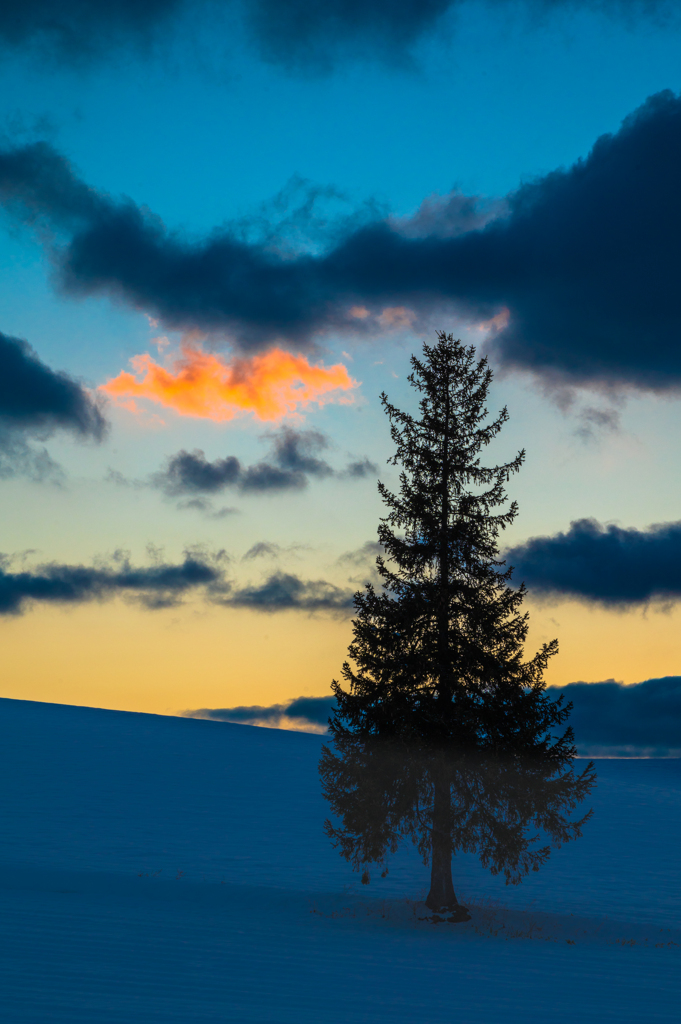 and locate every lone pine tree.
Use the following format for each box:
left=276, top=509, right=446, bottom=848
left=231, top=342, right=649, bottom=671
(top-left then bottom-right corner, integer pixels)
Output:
left=320, top=333, right=595, bottom=921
